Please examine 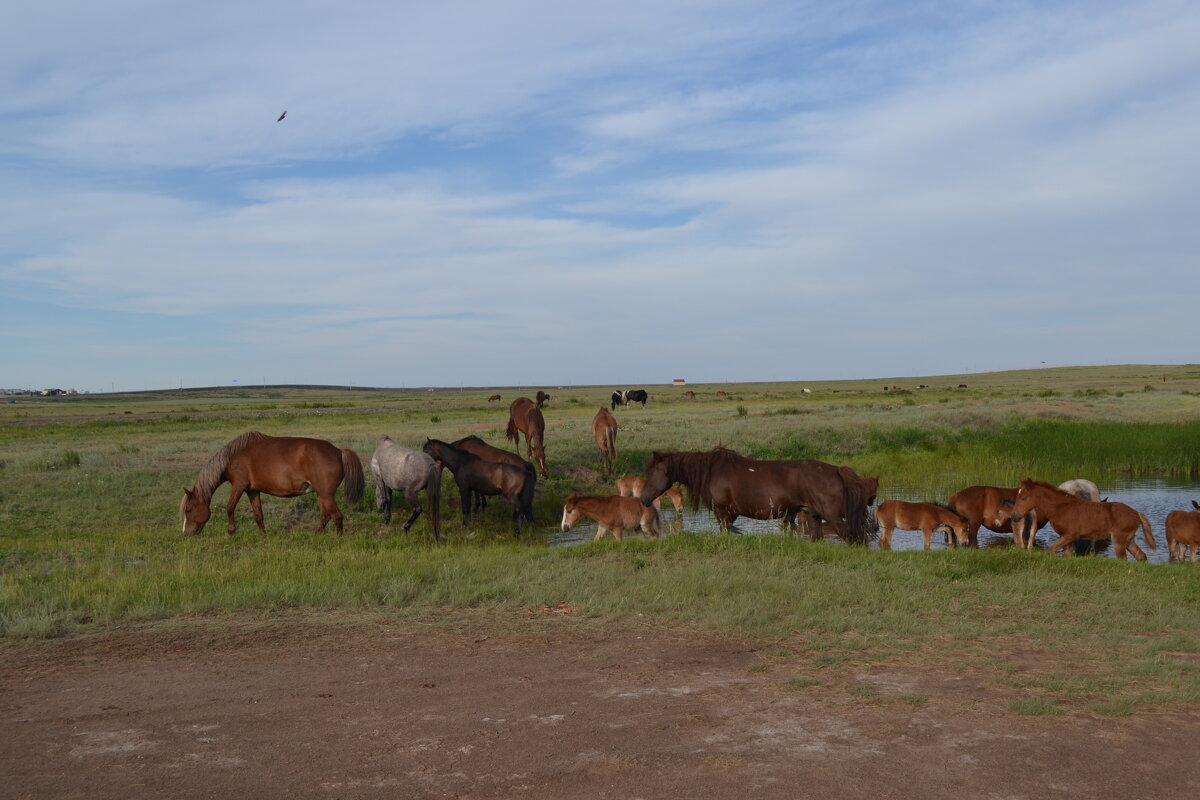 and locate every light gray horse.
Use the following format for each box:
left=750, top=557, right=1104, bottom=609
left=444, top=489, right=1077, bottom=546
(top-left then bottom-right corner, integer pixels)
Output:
left=370, top=436, right=442, bottom=540
left=1058, top=478, right=1101, bottom=502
